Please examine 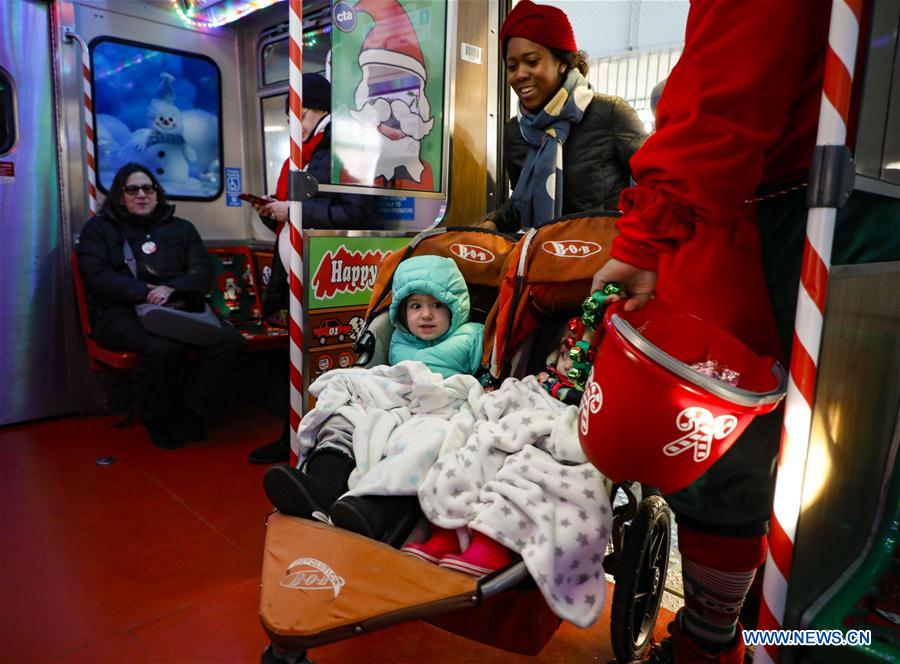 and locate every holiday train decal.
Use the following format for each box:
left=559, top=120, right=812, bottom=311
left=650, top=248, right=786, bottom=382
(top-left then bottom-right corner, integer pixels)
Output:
left=311, top=246, right=388, bottom=299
